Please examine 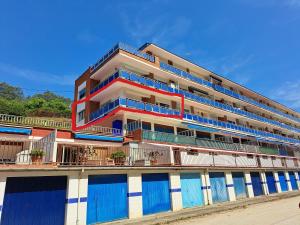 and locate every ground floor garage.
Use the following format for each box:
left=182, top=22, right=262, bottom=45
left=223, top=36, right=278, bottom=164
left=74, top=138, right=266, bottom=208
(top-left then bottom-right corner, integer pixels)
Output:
left=1, top=176, right=67, bottom=225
